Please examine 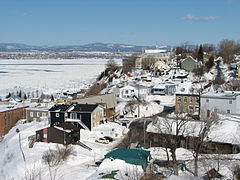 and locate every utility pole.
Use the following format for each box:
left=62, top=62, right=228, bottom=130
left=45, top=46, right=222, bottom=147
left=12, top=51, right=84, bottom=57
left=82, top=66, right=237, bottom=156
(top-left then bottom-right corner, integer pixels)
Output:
left=16, top=128, right=26, bottom=162
left=143, top=117, right=146, bottom=149
left=138, top=84, right=140, bottom=118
